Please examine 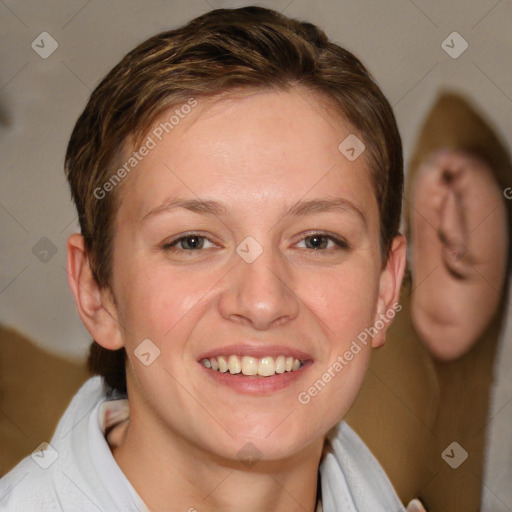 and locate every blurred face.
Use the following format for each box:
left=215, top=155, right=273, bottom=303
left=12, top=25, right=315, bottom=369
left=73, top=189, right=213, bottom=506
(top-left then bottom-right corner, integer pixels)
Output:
left=410, top=149, right=508, bottom=360
left=106, top=88, right=397, bottom=462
